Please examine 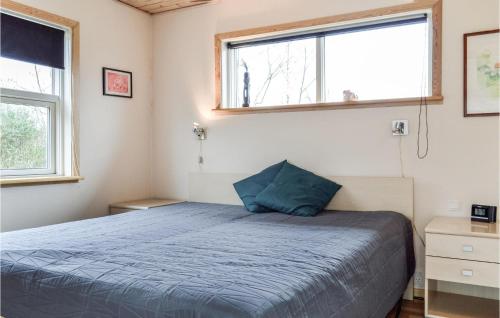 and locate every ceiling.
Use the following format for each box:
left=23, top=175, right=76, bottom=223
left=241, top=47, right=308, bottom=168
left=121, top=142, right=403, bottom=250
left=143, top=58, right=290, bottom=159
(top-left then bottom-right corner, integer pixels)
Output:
left=118, top=0, right=214, bottom=14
